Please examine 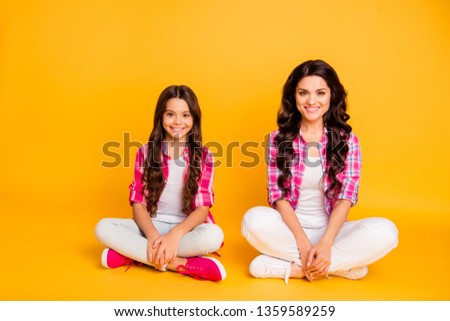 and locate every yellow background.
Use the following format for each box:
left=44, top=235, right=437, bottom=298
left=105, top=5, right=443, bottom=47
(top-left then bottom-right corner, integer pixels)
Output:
left=1, top=0, right=449, bottom=300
